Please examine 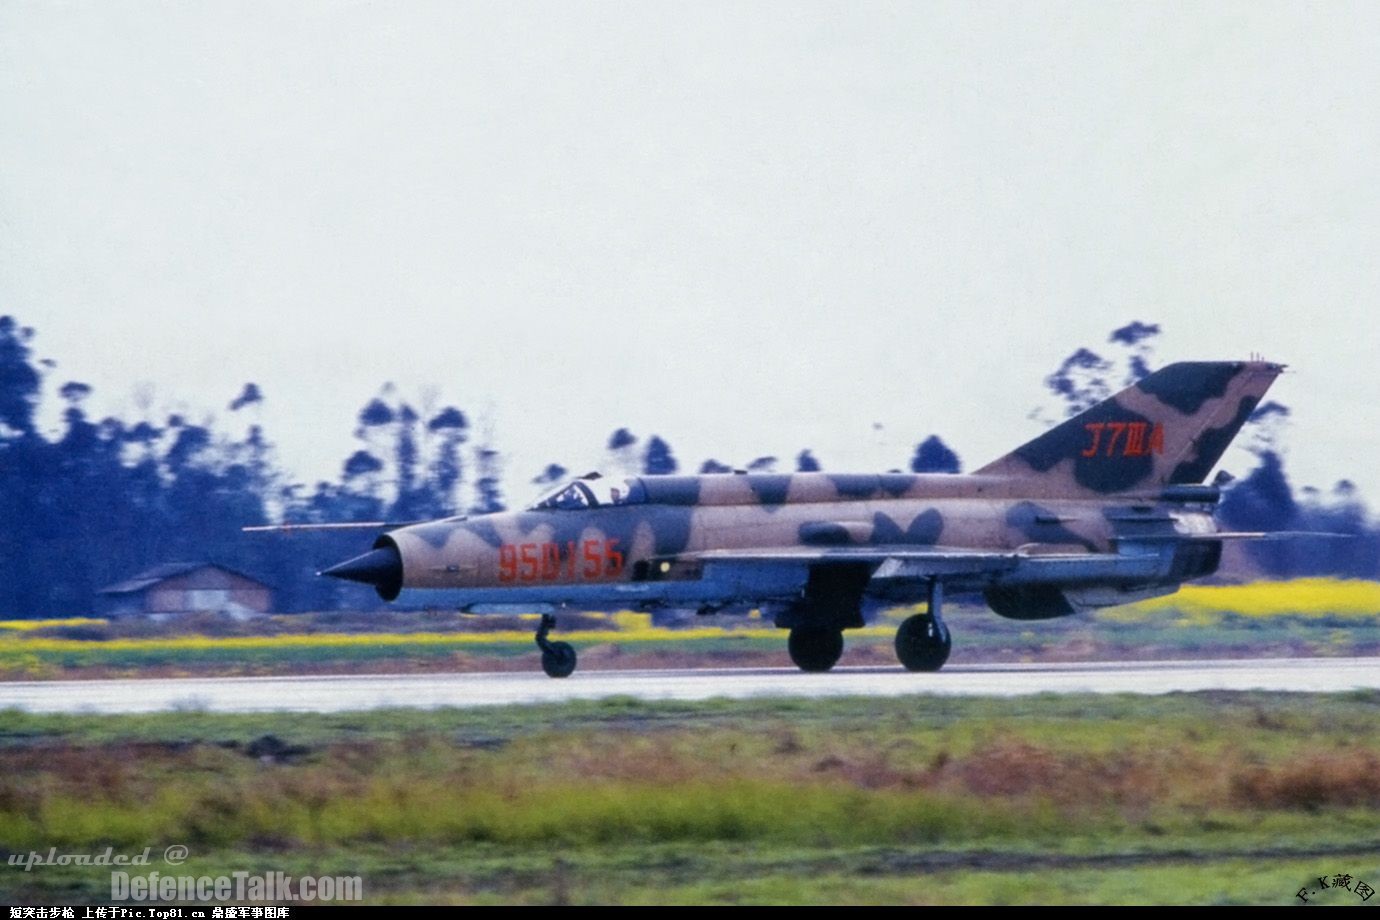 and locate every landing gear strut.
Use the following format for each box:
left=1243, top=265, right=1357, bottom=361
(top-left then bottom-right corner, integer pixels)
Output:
left=778, top=563, right=869, bottom=673
left=895, top=580, right=951, bottom=672
left=788, top=627, right=844, bottom=672
left=535, top=614, right=577, bottom=678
